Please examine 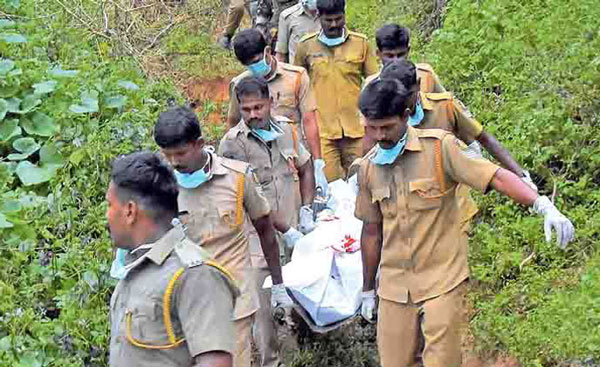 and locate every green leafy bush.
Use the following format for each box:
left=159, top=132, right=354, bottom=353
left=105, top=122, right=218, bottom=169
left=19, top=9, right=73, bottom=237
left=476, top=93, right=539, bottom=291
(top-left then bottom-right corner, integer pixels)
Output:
left=0, top=2, right=181, bottom=365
